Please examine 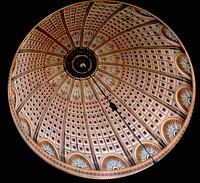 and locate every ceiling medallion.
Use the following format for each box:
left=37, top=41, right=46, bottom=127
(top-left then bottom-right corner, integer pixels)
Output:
left=64, top=47, right=98, bottom=79
left=8, top=0, right=195, bottom=179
